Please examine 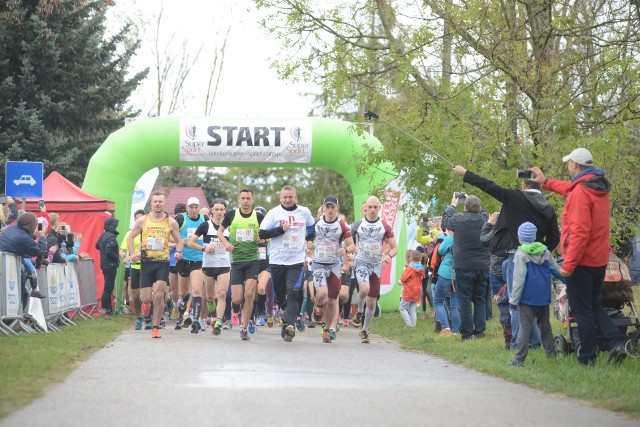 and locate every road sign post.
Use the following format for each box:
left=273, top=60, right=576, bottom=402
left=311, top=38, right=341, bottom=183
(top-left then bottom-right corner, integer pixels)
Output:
left=4, top=161, right=44, bottom=199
